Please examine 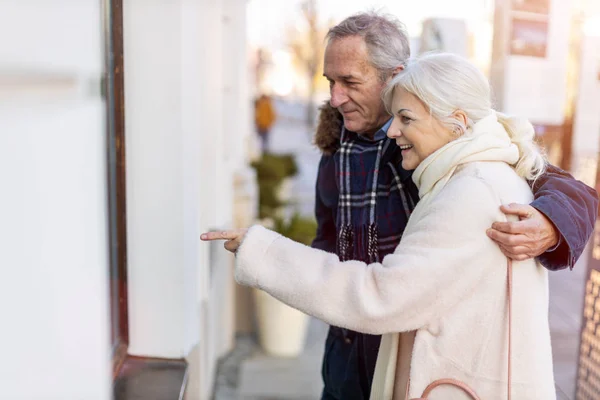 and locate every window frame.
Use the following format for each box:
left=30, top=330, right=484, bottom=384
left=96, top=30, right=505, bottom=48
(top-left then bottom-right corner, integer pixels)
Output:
left=102, top=3, right=189, bottom=398
left=103, top=0, right=129, bottom=378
